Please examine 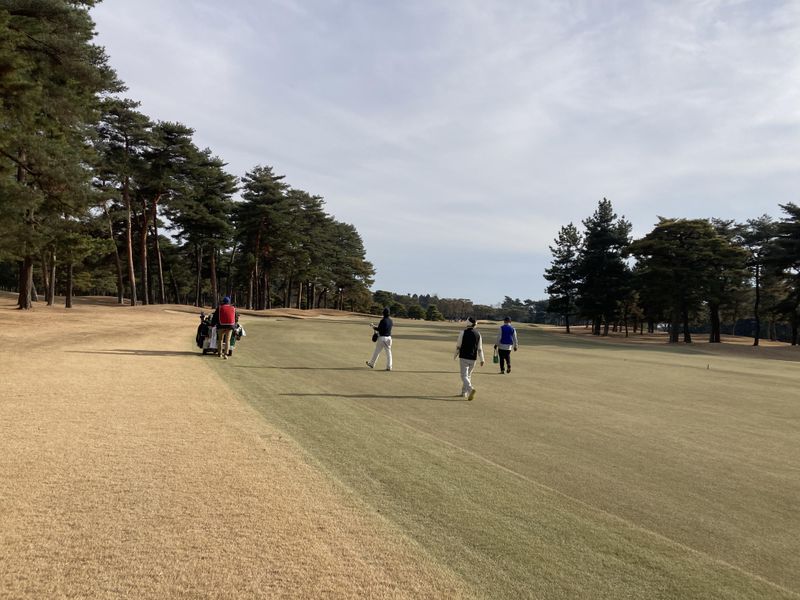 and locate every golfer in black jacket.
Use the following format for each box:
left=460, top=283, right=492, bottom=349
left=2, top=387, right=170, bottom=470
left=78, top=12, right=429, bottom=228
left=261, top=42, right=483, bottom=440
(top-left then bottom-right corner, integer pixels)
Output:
left=455, top=317, right=484, bottom=400
left=366, top=307, right=393, bottom=371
